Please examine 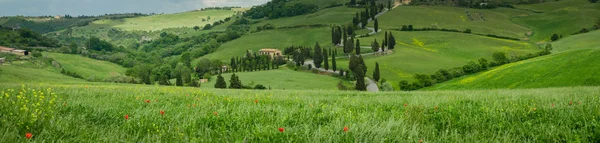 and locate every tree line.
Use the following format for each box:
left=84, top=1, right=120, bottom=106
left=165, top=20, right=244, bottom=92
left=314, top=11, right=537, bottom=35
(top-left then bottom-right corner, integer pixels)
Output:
left=244, top=0, right=319, bottom=19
